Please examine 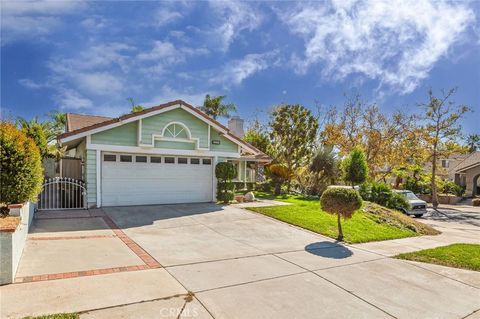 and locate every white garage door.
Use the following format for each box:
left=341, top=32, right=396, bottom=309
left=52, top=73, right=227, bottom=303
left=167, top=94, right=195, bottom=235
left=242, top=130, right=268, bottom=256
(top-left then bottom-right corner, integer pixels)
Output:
left=101, top=153, right=213, bottom=206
